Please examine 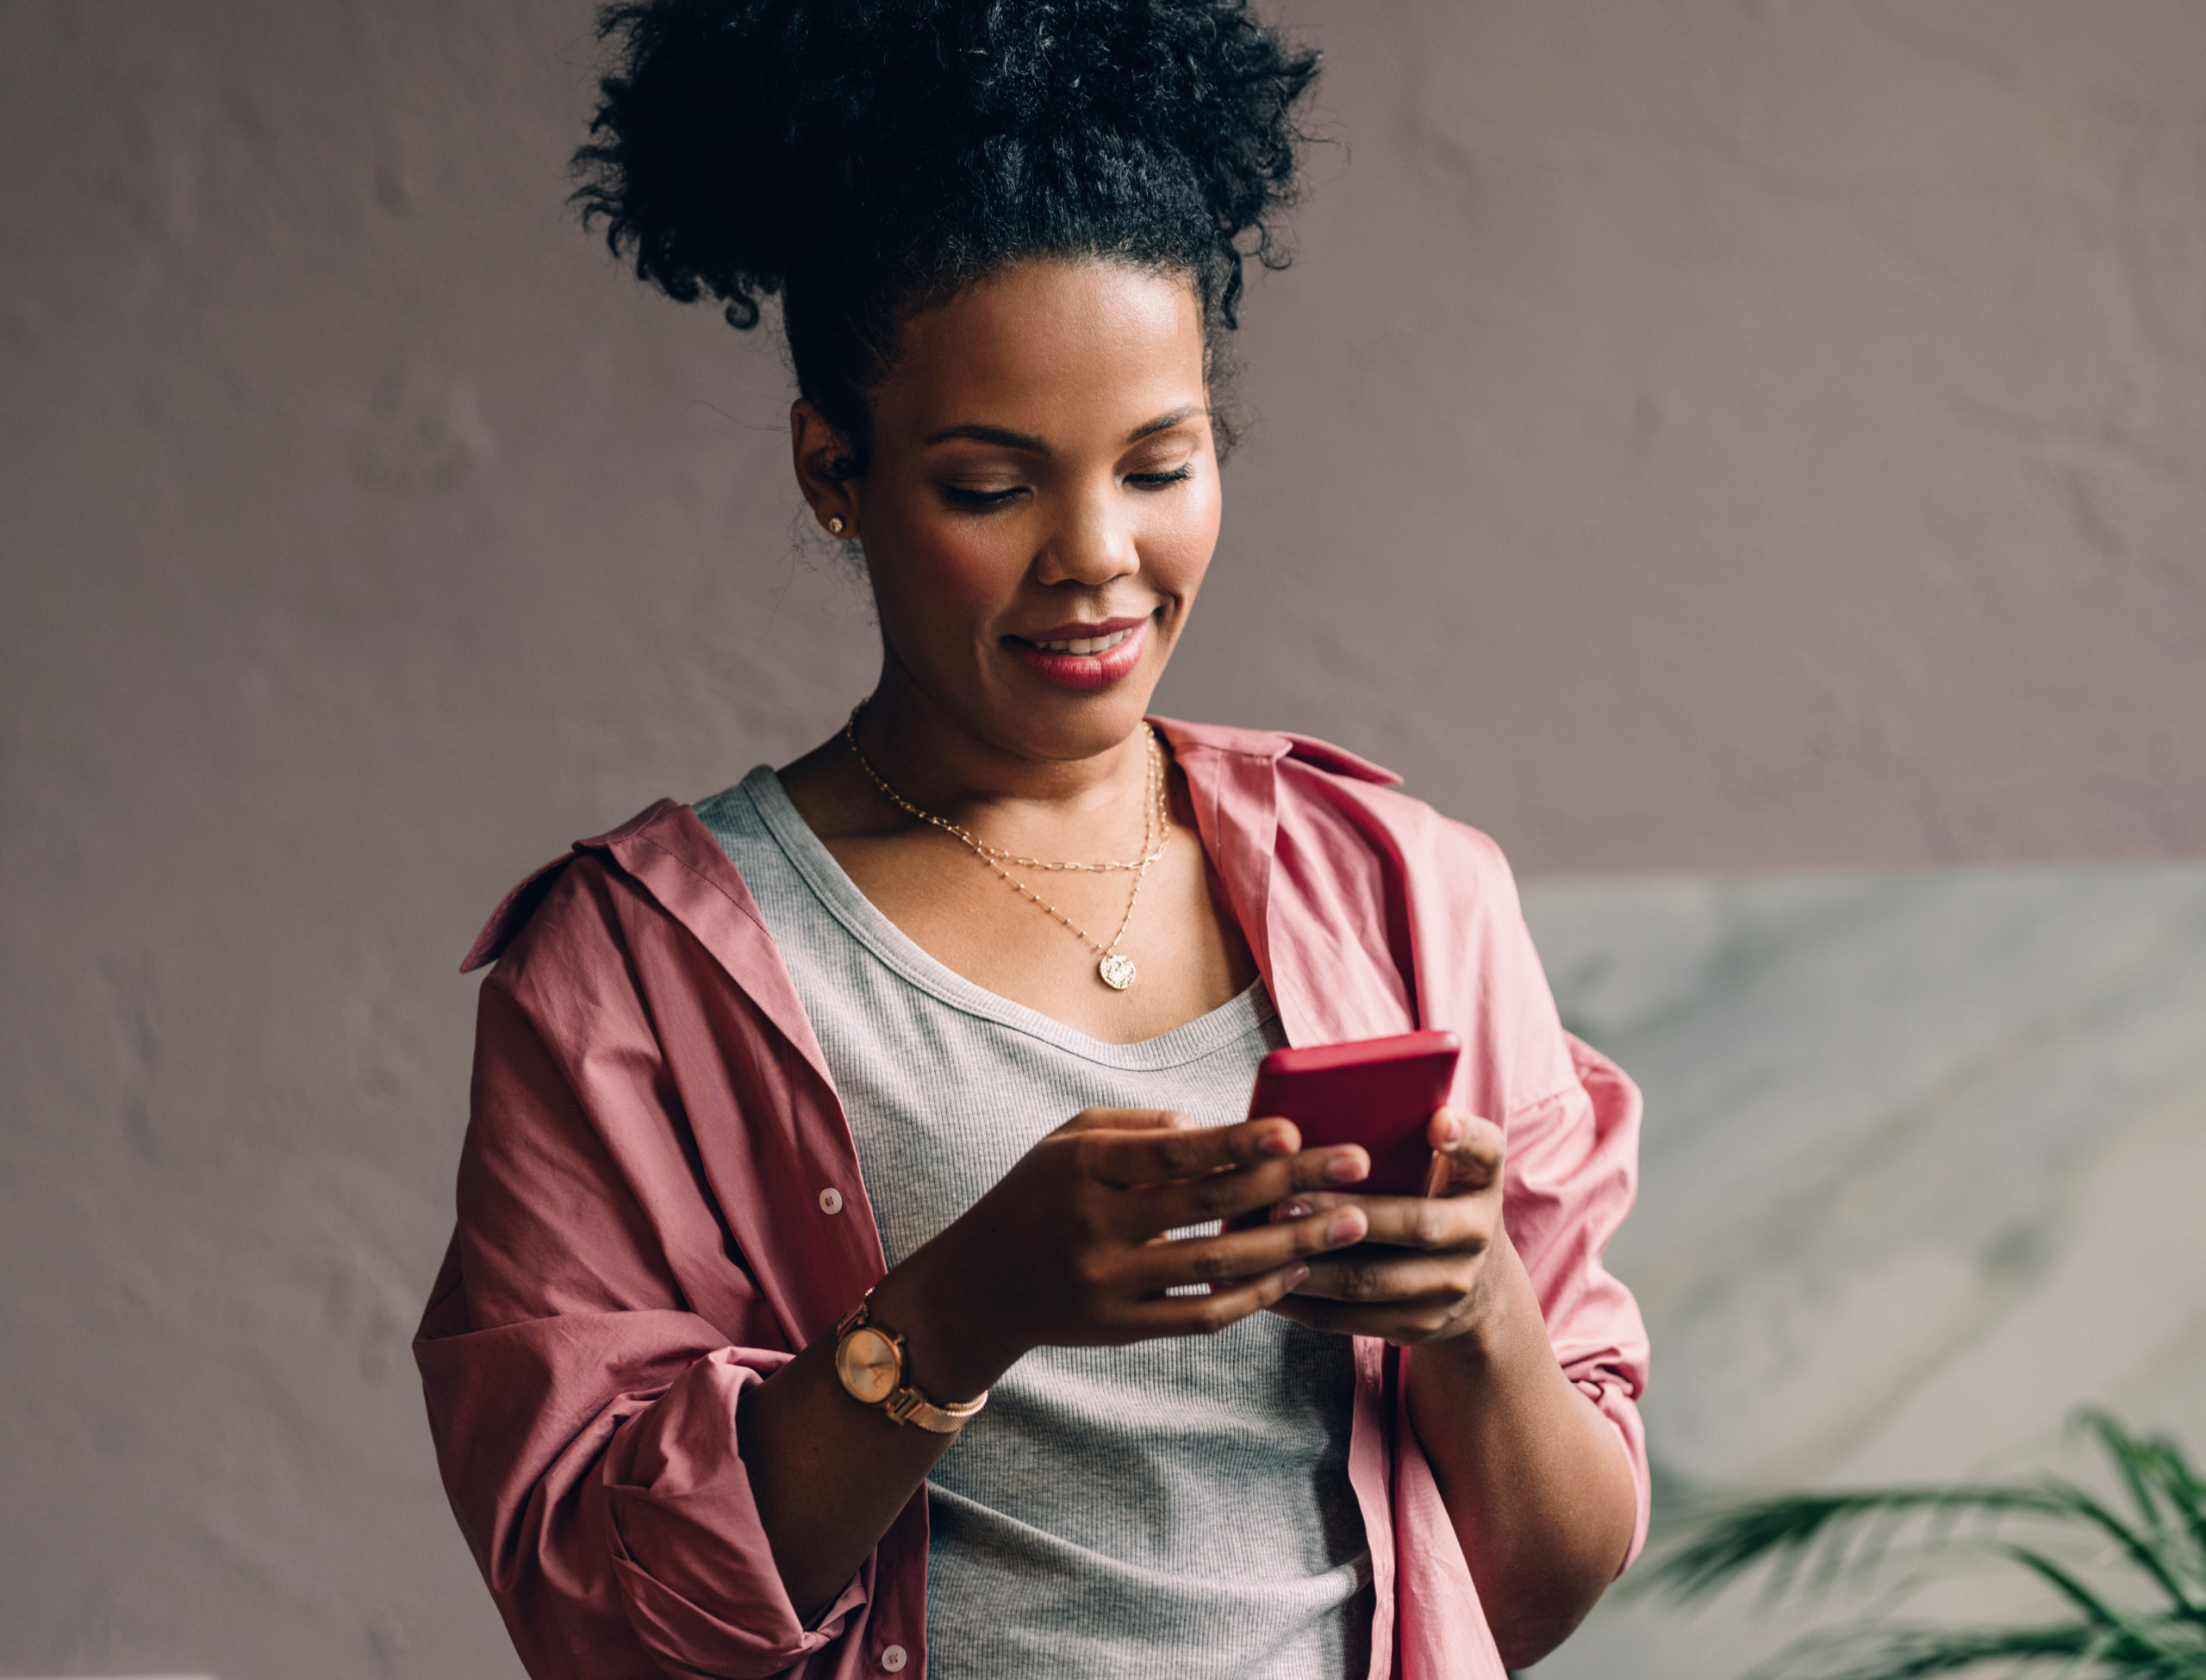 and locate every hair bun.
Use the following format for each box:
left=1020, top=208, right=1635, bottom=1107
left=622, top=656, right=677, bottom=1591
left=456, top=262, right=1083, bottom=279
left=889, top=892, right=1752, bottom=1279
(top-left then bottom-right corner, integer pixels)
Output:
left=576, top=0, right=1318, bottom=437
